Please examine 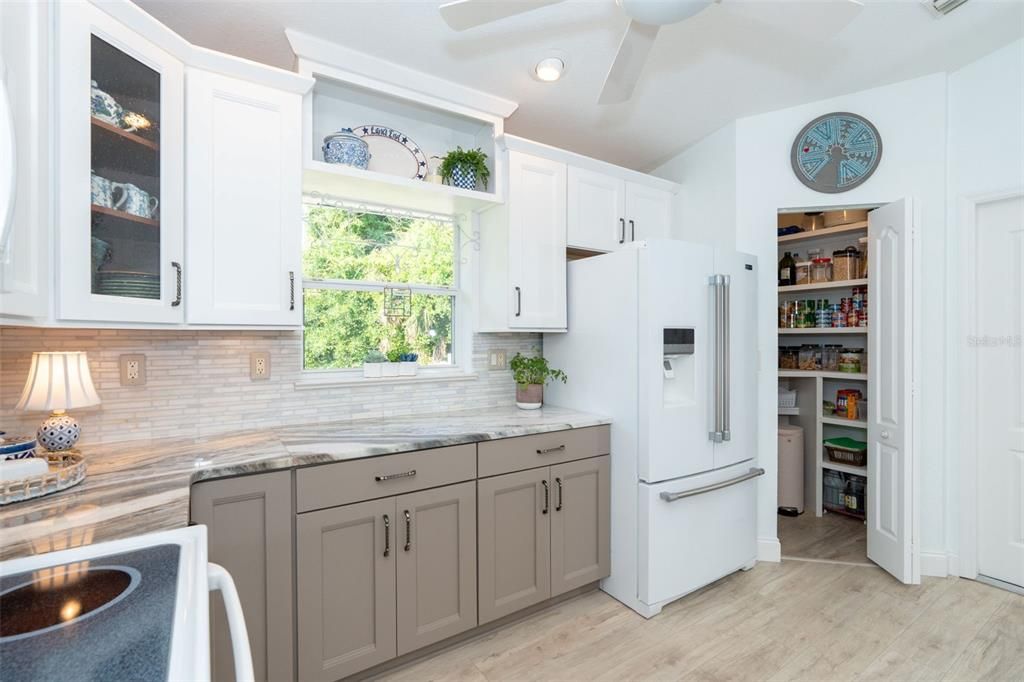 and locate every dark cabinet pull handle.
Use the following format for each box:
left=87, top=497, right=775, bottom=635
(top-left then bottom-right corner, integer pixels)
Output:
left=171, top=262, right=182, bottom=307
left=629, top=219, right=635, bottom=242
left=383, top=514, right=391, bottom=557
left=619, top=218, right=625, bottom=244
left=288, top=271, right=295, bottom=311
left=514, top=286, right=522, bottom=317
left=555, top=477, right=563, bottom=511
left=404, top=510, right=411, bottom=552
left=536, top=445, right=566, bottom=455
left=541, top=480, right=549, bottom=515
